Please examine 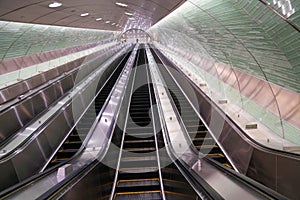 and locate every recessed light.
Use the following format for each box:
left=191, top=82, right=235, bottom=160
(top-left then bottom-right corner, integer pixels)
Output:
left=96, top=18, right=102, bottom=21
left=105, top=21, right=110, bottom=24
left=80, top=13, right=89, bottom=17
left=128, top=17, right=135, bottom=20
left=125, top=12, right=133, bottom=16
left=112, top=23, right=116, bottom=25
left=49, top=2, right=62, bottom=8
left=116, top=2, right=128, bottom=7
